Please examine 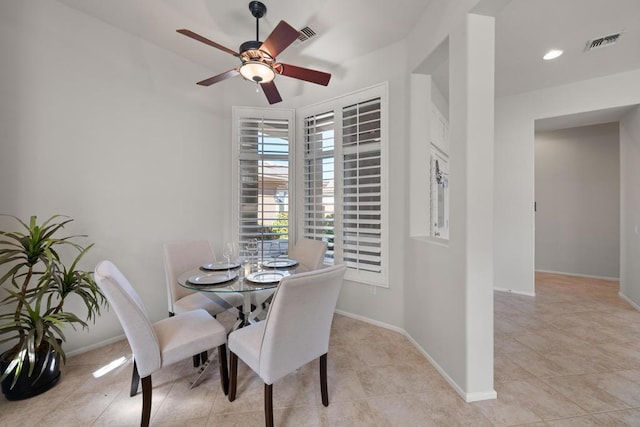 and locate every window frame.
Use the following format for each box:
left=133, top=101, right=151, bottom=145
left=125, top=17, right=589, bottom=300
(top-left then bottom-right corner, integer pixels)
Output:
left=300, top=110, right=337, bottom=266
left=430, top=146, right=450, bottom=239
left=231, top=107, right=297, bottom=258
left=296, top=83, right=389, bottom=287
